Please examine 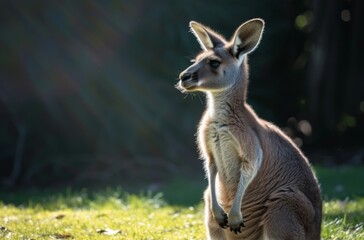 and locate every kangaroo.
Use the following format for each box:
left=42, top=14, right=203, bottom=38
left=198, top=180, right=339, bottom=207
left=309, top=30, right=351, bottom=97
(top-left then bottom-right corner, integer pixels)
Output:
left=177, top=19, right=322, bottom=240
